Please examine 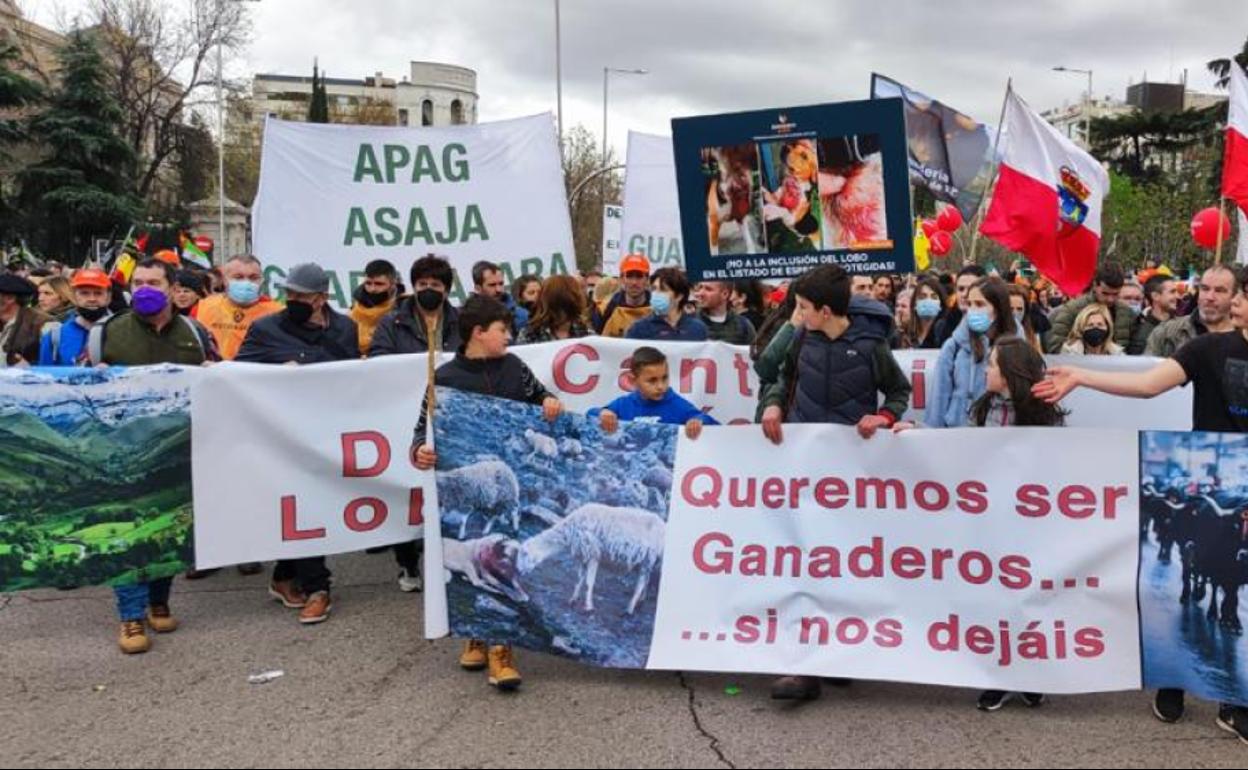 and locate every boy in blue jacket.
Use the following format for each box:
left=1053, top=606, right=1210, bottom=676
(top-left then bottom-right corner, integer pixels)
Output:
left=593, top=346, right=717, bottom=438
